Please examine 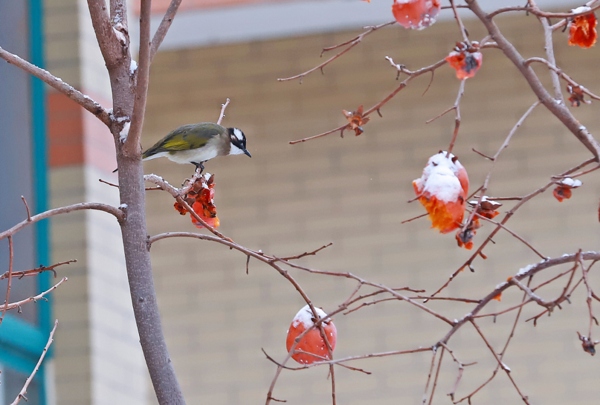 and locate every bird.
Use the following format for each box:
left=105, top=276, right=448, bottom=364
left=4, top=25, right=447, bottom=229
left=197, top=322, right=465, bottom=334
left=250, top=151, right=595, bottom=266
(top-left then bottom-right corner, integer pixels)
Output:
left=141, top=122, right=251, bottom=172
